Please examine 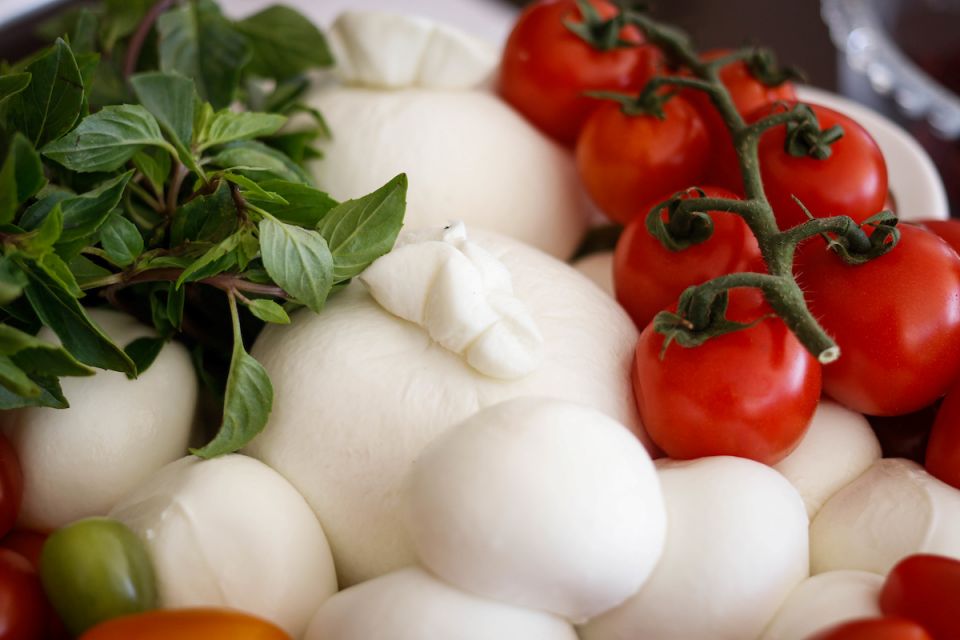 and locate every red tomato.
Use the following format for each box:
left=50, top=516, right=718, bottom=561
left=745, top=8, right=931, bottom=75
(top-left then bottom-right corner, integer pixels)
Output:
left=795, top=224, right=960, bottom=416
left=0, top=435, right=21, bottom=540
left=632, top=288, right=821, bottom=464
left=0, top=549, right=45, bottom=640
left=687, top=49, right=798, bottom=192
left=79, top=609, right=291, bottom=640
left=926, top=383, right=960, bottom=489
left=576, top=97, right=710, bottom=224
left=752, top=102, right=888, bottom=230
left=0, top=531, right=45, bottom=570
left=867, top=402, right=938, bottom=464
left=613, top=186, right=762, bottom=328
left=499, top=0, right=663, bottom=146
left=808, top=618, right=933, bottom=640
left=880, top=554, right=960, bottom=639
left=920, top=219, right=960, bottom=256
